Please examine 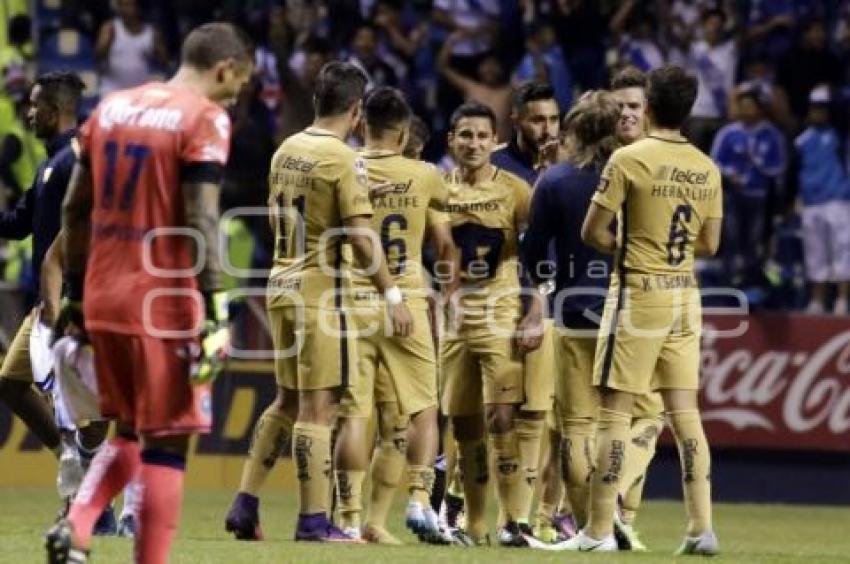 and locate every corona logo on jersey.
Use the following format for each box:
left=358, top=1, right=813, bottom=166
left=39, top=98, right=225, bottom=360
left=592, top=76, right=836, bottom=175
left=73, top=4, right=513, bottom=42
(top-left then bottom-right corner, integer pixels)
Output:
left=98, top=95, right=184, bottom=131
